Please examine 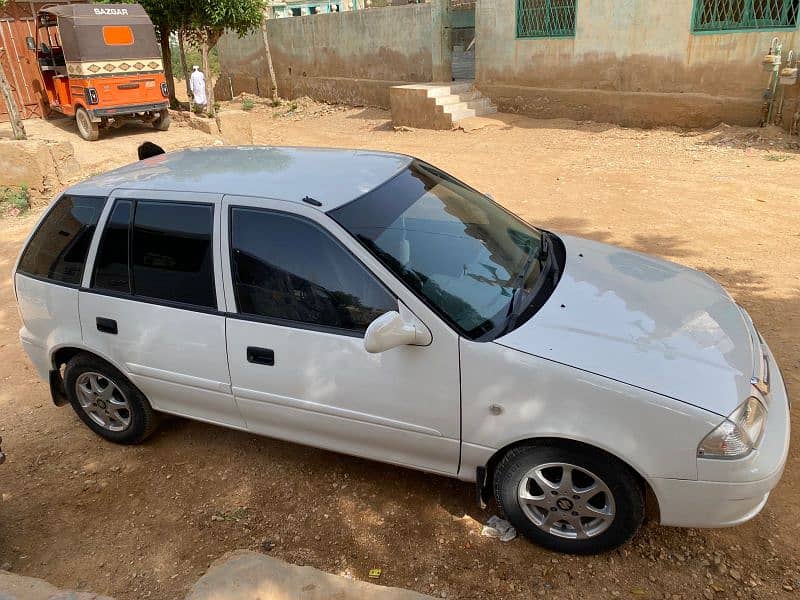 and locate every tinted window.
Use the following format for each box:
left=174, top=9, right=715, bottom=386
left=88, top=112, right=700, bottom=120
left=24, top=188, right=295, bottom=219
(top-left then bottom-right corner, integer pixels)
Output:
left=230, top=208, right=395, bottom=333
left=131, top=201, right=216, bottom=308
left=18, top=194, right=105, bottom=285
left=92, top=200, right=132, bottom=293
